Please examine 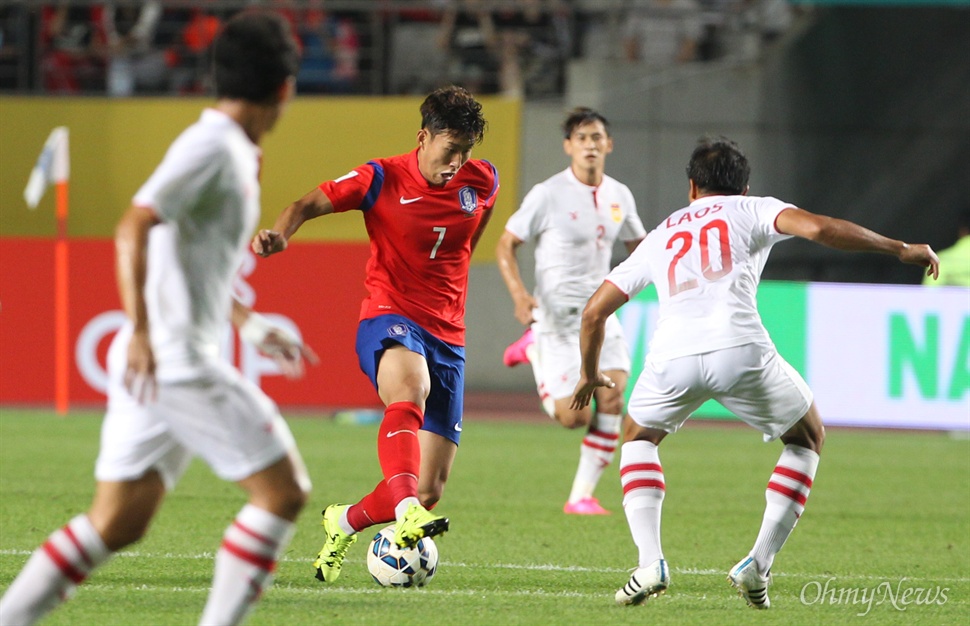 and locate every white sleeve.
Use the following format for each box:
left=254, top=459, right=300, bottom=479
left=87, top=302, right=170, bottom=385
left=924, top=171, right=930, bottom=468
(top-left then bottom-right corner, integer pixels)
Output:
left=618, top=187, right=647, bottom=241
left=504, top=183, right=548, bottom=243
left=751, top=196, right=796, bottom=247
left=604, top=231, right=654, bottom=298
left=133, top=129, right=225, bottom=222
